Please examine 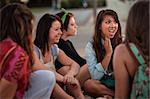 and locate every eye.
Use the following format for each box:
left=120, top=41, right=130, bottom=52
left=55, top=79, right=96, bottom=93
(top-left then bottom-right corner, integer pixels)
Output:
left=114, top=21, right=117, bottom=24
left=55, top=27, right=60, bottom=31
left=56, top=27, right=62, bottom=31
left=70, top=23, right=74, bottom=26
left=105, top=20, right=111, bottom=24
